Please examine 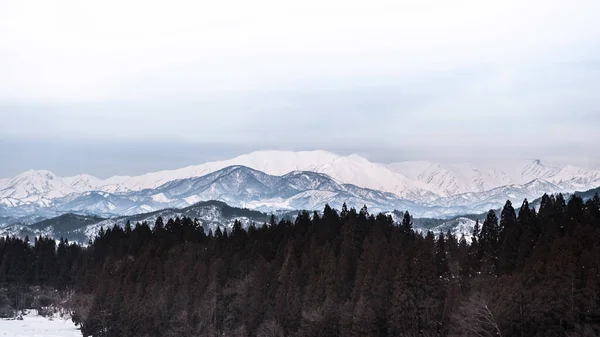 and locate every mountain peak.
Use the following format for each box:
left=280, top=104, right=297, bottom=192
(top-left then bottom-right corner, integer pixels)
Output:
left=1, top=169, right=75, bottom=202
left=14, top=169, right=58, bottom=180
left=244, top=149, right=339, bottom=157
